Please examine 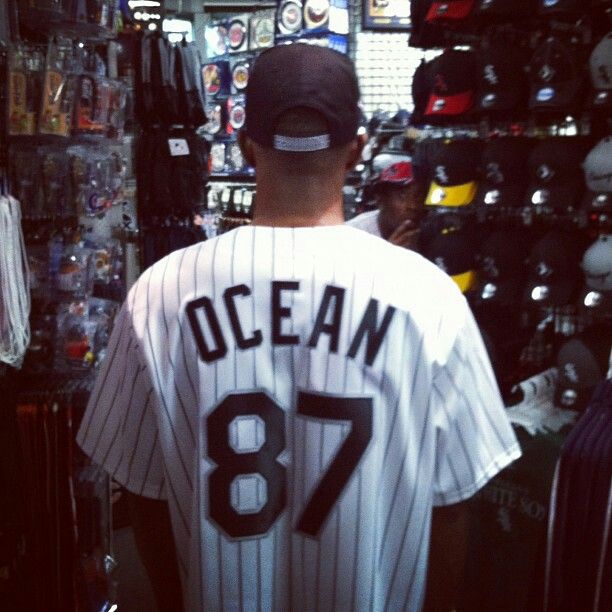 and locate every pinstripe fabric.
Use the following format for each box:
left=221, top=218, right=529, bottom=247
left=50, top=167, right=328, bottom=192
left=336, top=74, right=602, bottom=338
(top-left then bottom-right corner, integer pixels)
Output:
left=77, top=225, right=521, bottom=611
